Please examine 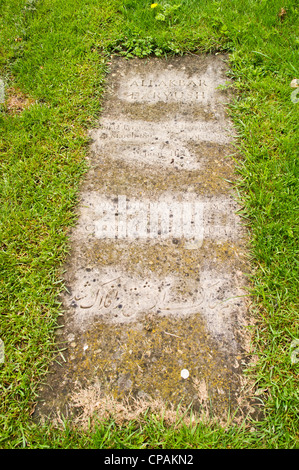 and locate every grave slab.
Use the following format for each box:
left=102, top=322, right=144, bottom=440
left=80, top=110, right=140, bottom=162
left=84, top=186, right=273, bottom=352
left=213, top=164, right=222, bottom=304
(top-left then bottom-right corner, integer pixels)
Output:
left=35, top=55, right=254, bottom=423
